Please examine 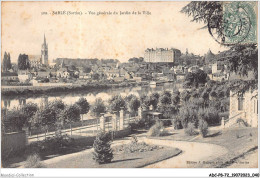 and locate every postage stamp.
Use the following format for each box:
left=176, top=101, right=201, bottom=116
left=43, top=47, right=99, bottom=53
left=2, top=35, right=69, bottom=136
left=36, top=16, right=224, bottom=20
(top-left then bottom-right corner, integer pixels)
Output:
left=222, top=1, right=257, bottom=45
